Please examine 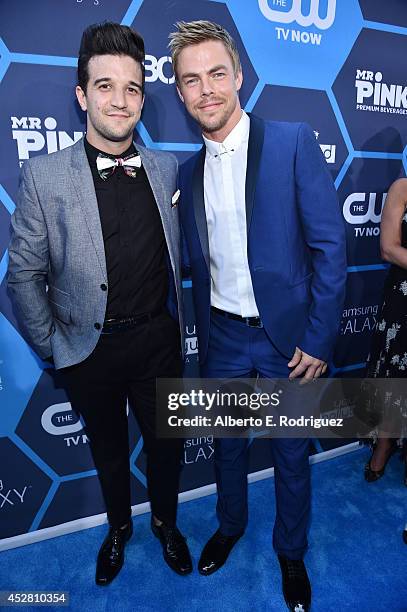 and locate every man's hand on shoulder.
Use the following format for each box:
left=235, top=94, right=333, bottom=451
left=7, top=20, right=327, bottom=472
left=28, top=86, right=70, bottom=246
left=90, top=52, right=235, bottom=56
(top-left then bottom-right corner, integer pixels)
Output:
left=288, top=347, right=327, bottom=382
